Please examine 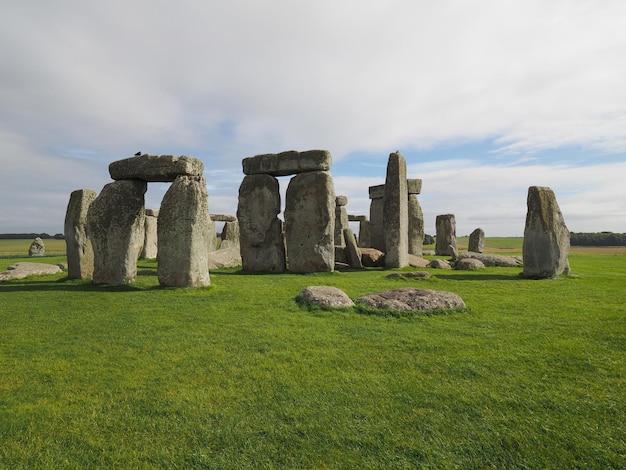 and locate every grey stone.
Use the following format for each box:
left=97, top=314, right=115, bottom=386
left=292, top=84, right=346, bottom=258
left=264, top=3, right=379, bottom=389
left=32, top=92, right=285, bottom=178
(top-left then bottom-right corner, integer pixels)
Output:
left=297, top=286, right=355, bottom=308
left=334, top=197, right=349, bottom=247
left=348, top=214, right=367, bottom=222
left=344, top=228, right=363, bottom=268
left=140, top=208, right=159, bottom=259
left=458, top=252, right=522, bottom=267
left=358, top=288, right=465, bottom=311
left=360, top=247, right=384, bottom=267
left=219, top=221, right=240, bottom=250
left=522, top=186, right=571, bottom=278
left=157, top=175, right=211, bottom=287
left=237, top=174, right=286, bottom=273
left=383, top=152, right=409, bottom=268
left=435, top=214, right=457, bottom=256
left=409, top=255, right=431, bottom=268
left=455, top=258, right=486, bottom=270
left=208, top=248, right=242, bottom=269
left=428, top=259, right=452, bottom=269
left=87, top=179, right=147, bottom=285
left=210, top=214, right=237, bottom=222
left=368, top=184, right=385, bottom=199
left=408, top=194, right=424, bottom=257
left=207, top=219, right=217, bottom=252
left=368, top=196, right=385, bottom=251
left=386, top=271, right=430, bottom=279
left=335, top=195, right=348, bottom=206
left=284, top=171, right=335, bottom=273
left=0, top=262, right=62, bottom=282
left=109, top=154, right=204, bottom=182
left=468, top=228, right=485, bottom=253
left=357, top=219, right=371, bottom=248
left=407, top=178, right=422, bottom=195
left=64, top=189, right=96, bottom=279
left=28, top=237, right=45, bottom=257
left=242, top=150, right=331, bottom=176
